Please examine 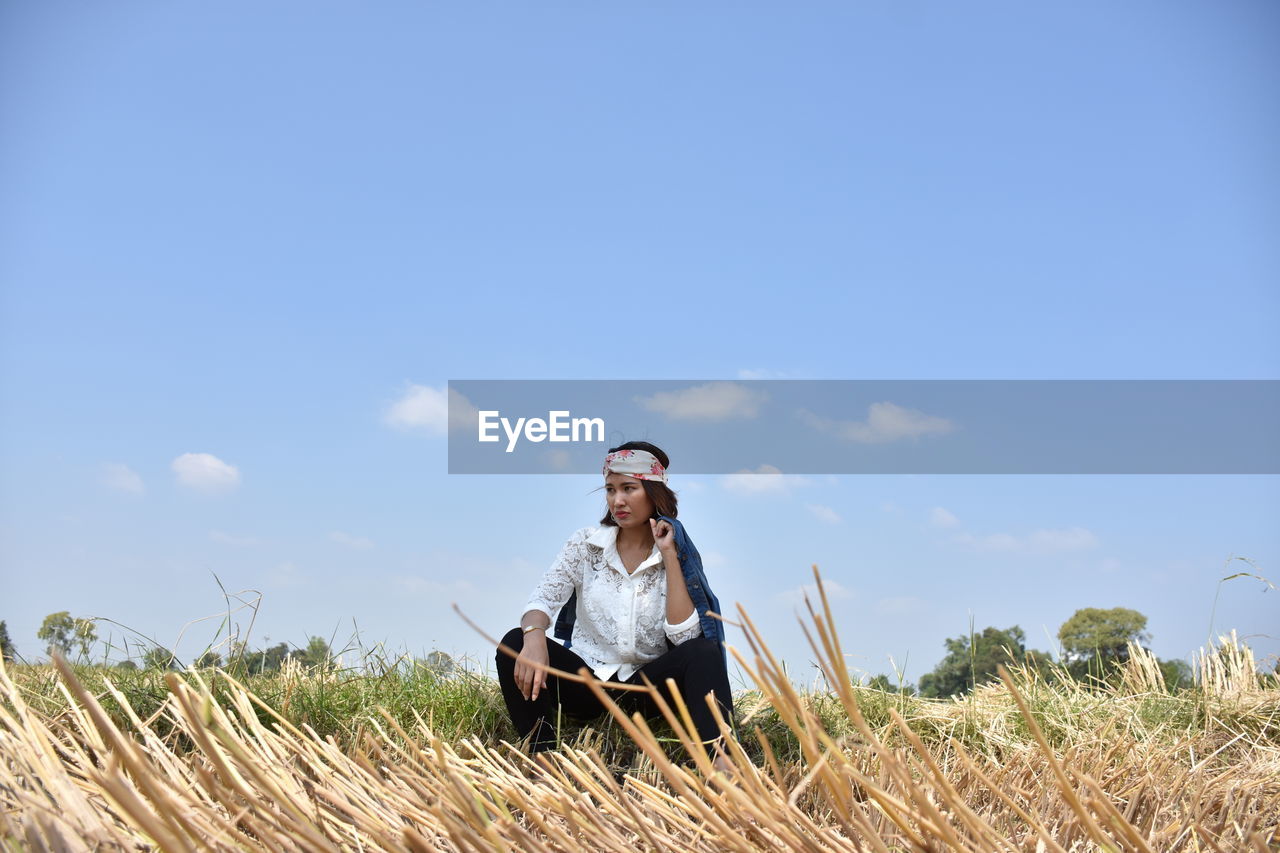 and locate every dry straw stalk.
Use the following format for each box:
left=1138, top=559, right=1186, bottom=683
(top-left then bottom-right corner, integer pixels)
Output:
left=2, top=567, right=1277, bottom=850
